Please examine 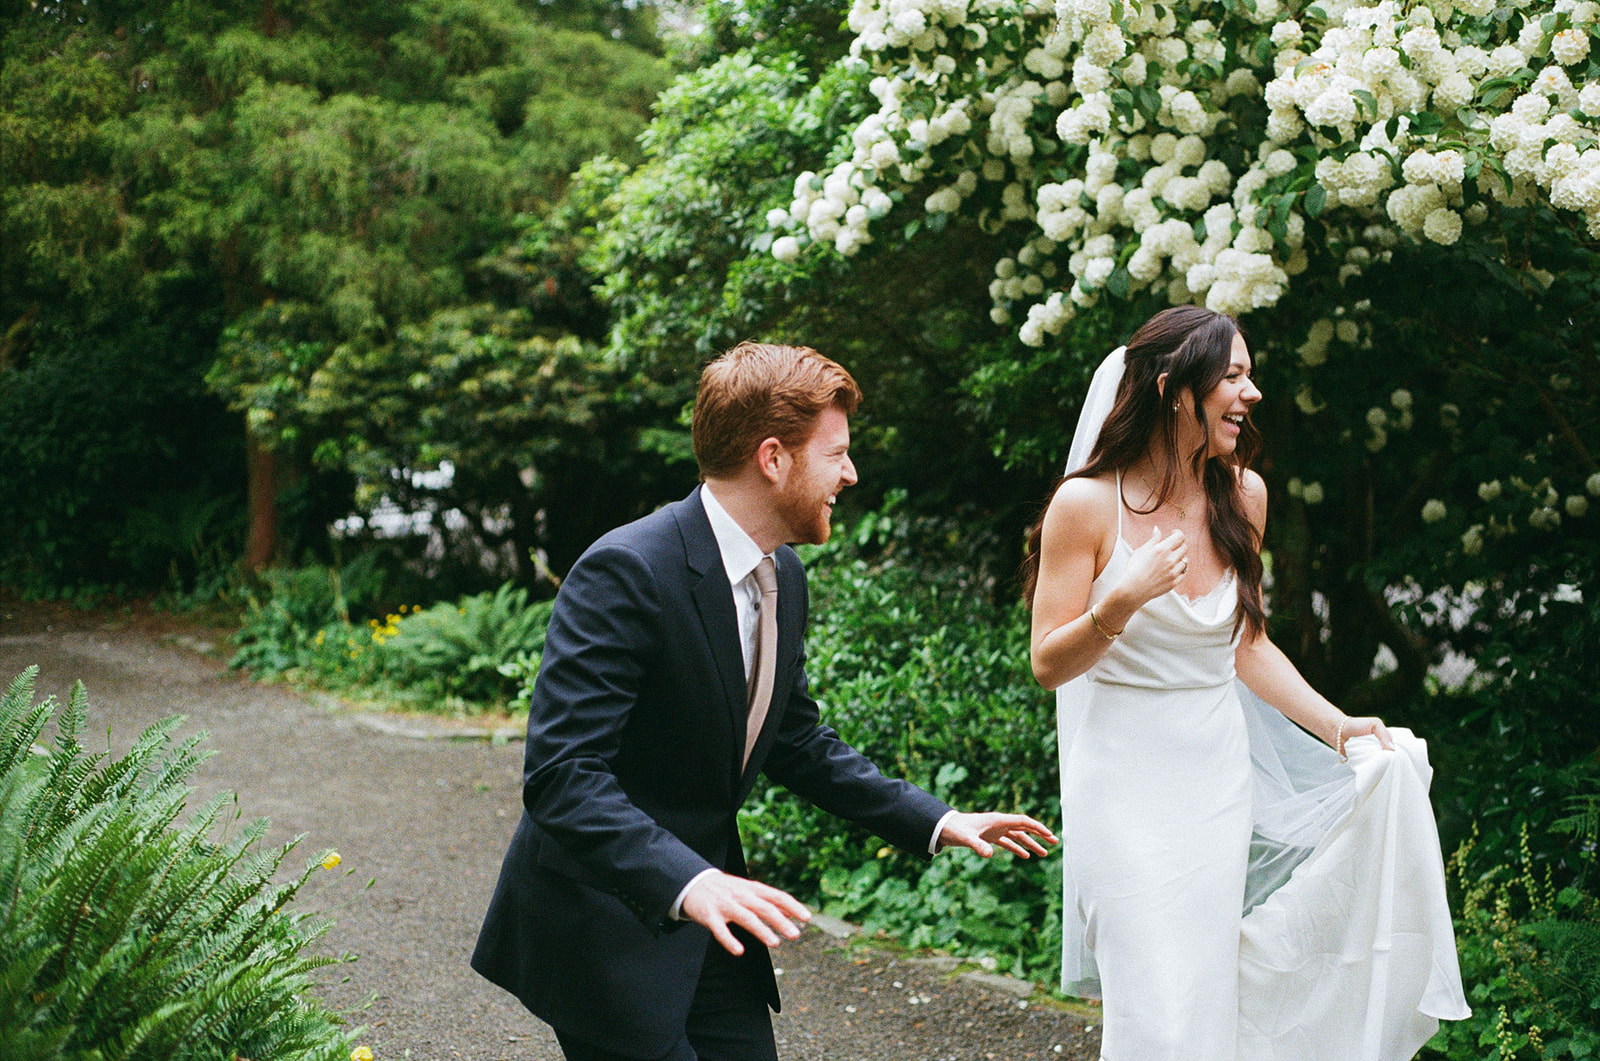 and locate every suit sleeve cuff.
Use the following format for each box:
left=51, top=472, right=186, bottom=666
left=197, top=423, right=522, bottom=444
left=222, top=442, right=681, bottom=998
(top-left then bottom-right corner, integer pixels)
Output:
left=929, top=810, right=958, bottom=855
left=669, top=868, right=721, bottom=921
